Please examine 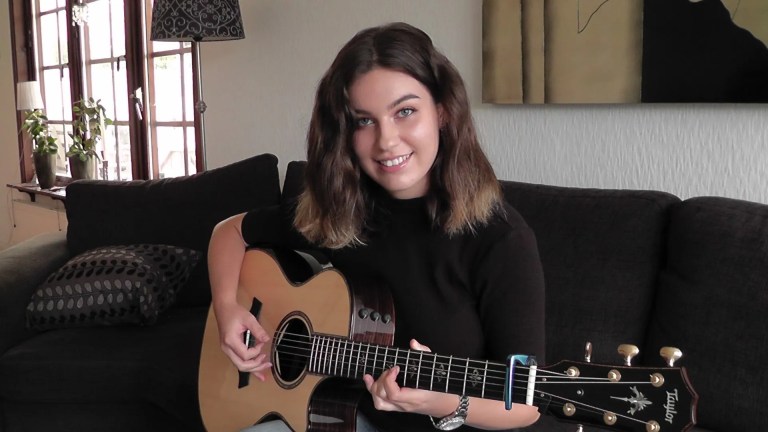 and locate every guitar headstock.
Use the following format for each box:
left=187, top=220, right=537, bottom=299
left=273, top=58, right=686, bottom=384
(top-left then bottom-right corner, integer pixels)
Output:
left=536, top=345, right=698, bottom=432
